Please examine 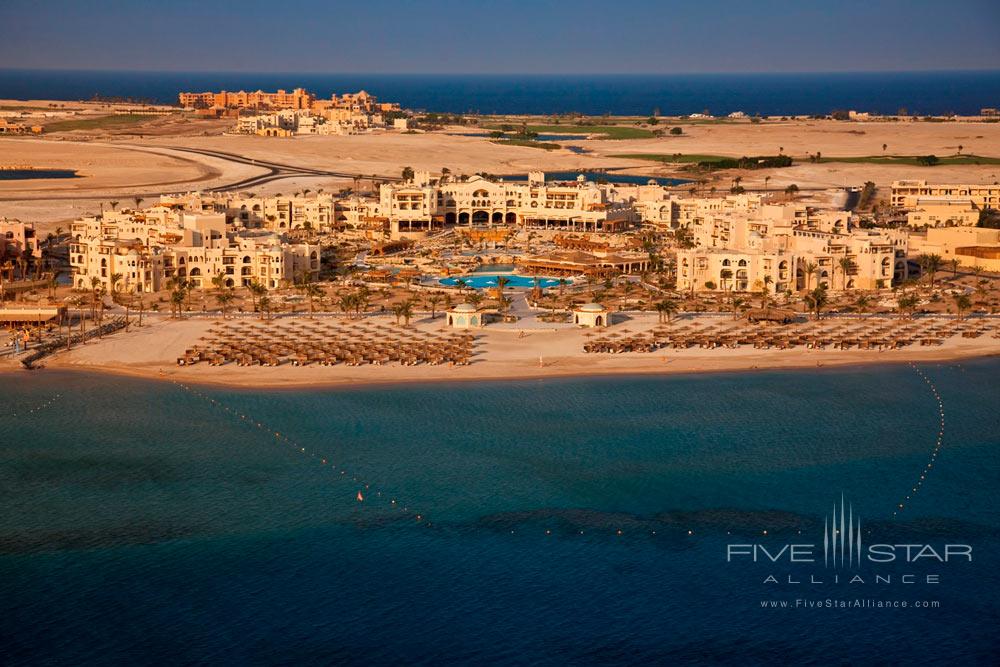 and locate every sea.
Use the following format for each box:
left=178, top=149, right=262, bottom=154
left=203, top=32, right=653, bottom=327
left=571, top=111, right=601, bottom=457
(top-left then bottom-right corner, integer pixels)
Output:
left=1, top=70, right=999, bottom=116
left=2, top=359, right=999, bottom=665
